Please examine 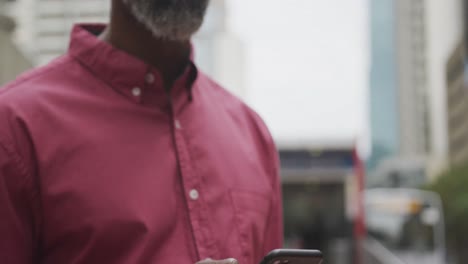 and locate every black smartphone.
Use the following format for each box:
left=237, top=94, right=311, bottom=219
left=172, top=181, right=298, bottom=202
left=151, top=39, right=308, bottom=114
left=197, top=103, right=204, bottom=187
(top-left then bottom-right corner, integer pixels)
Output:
left=259, top=249, right=323, bottom=264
